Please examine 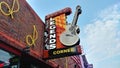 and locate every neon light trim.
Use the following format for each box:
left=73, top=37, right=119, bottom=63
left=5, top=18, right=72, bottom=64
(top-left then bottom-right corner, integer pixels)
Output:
left=0, top=0, right=20, bottom=19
